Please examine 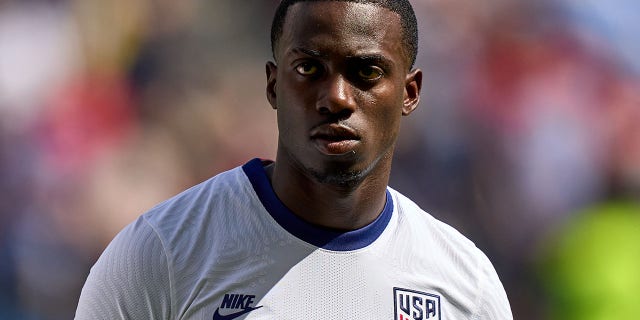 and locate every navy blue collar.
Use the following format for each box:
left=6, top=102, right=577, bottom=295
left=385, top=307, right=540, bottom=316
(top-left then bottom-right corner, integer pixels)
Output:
left=242, top=158, right=393, bottom=251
